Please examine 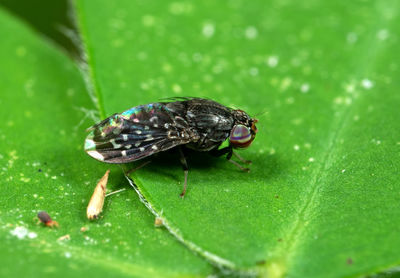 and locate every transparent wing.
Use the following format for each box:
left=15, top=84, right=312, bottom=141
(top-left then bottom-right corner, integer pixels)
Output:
left=84, top=103, right=192, bottom=163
